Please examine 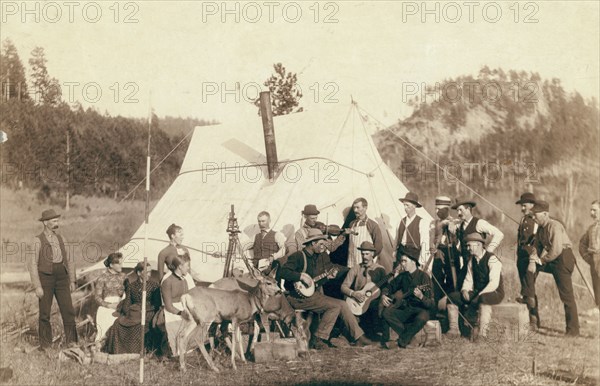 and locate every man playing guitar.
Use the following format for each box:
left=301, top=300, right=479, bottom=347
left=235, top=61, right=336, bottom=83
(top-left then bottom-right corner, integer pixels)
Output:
left=341, top=241, right=387, bottom=337
left=278, top=229, right=376, bottom=349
